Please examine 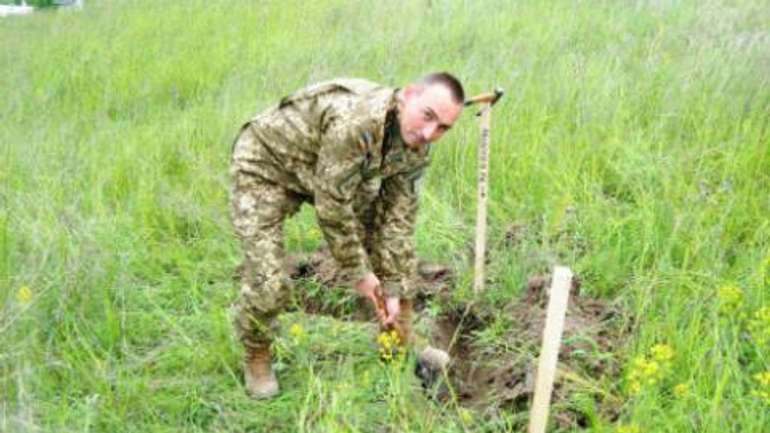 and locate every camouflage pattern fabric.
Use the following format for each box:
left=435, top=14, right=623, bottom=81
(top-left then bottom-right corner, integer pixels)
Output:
left=229, top=78, right=431, bottom=348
